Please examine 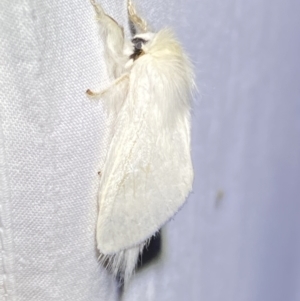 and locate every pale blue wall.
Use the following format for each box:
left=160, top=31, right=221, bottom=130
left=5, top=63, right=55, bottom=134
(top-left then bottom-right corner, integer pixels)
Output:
left=124, top=1, right=300, bottom=300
